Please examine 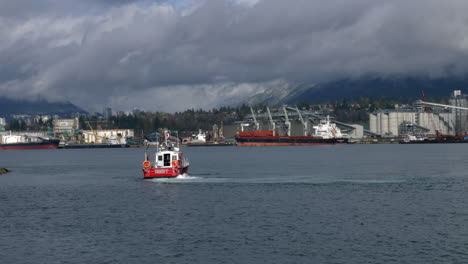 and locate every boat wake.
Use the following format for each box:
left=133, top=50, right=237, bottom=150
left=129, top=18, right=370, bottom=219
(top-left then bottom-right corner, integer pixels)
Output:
left=175, top=173, right=199, bottom=180
left=146, top=174, right=406, bottom=184
left=148, top=173, right=201, bottom=182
